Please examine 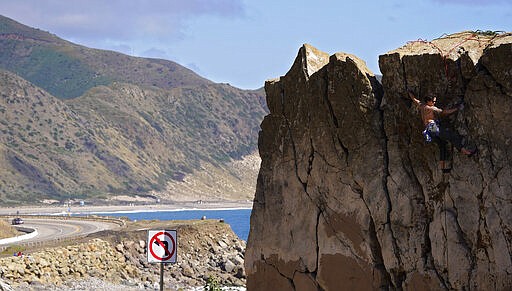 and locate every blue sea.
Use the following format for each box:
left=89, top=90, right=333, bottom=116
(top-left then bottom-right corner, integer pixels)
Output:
left=90, top=208, right=252, bottom=241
